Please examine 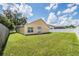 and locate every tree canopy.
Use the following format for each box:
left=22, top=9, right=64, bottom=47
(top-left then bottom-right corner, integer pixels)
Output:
left=0, top=7, right=27, bottom=30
